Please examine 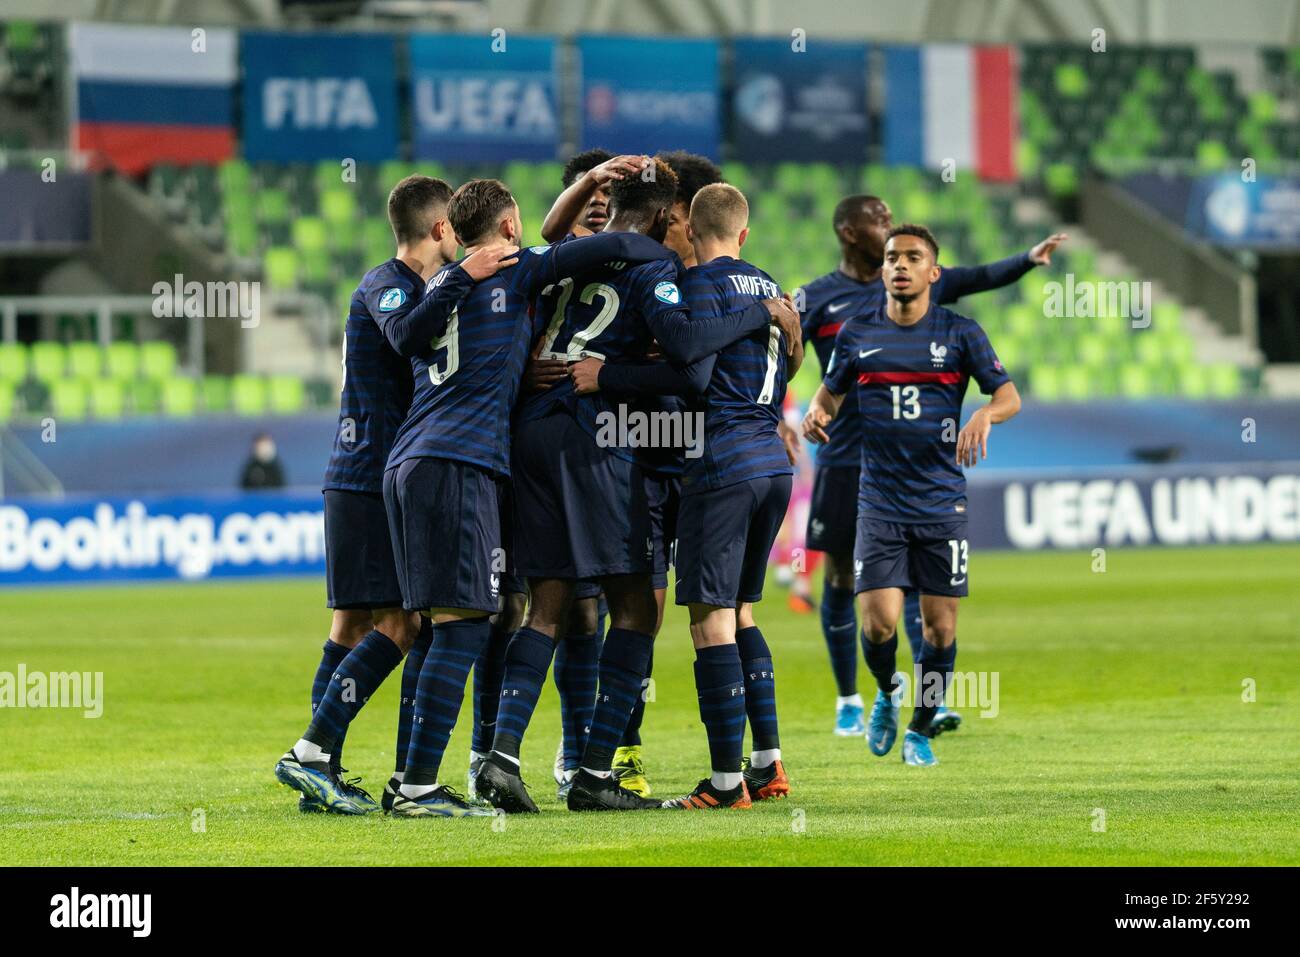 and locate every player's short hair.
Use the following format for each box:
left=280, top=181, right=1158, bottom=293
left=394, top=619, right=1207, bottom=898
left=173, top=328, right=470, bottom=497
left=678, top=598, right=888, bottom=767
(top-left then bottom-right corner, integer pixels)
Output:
left=656, top=150, right=723, bottom=208
left=832, top=194, right=884, bottom=232
left=387, top=175, right=454, bottom=244
left=607, top=158, right=678, bottom=221
left=562, top=148, right=613, bottom=187
left=447, top=178, right=516, bottom=245
left=887, top=223, right=940, bottom=260
left=689, top=183, right=749, bottom=241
